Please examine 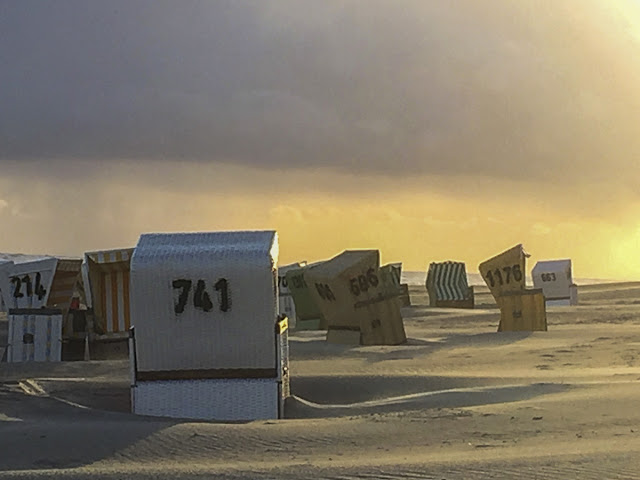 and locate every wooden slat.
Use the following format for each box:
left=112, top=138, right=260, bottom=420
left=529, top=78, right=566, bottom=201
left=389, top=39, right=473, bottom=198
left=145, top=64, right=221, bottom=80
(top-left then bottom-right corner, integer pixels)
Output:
left=100, top=272, right=108, bottom=332
left=136, top=368, right=279, bottom=382
left=111, top=273, right=119, bottom=333
left=123, top=270, right=131, bottom=330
